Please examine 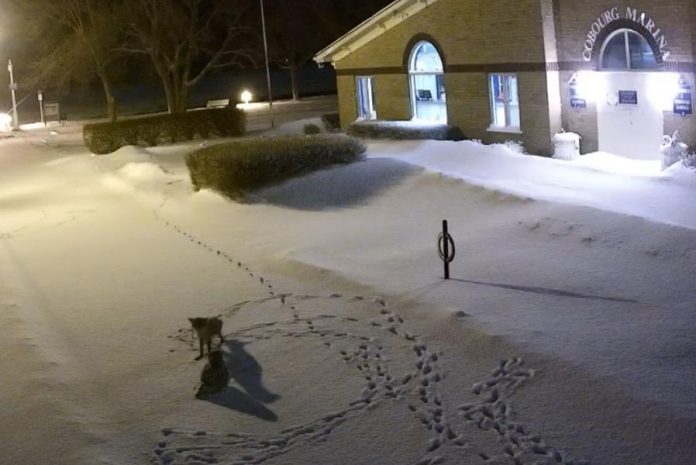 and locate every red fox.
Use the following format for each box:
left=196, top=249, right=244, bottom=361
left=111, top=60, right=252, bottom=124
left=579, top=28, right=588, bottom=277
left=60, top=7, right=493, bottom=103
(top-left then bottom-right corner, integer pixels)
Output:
left=188, top=317, right=224, bottom=360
